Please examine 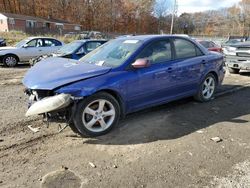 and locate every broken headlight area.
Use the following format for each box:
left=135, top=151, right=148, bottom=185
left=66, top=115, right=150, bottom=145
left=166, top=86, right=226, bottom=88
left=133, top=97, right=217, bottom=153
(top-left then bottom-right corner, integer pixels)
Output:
left=24, top=89, right=54, bottom=107
left=23, top=88, right=85, bottom=130
left=24, top=88, right=72, bottom=116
